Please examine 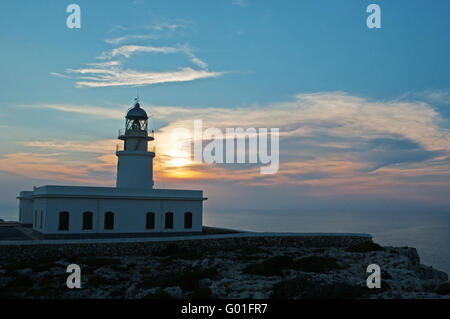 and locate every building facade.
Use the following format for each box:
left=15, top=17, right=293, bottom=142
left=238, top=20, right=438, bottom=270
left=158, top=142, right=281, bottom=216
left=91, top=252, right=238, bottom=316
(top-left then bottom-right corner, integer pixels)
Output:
left=17, top=99, right=206, bottom=238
